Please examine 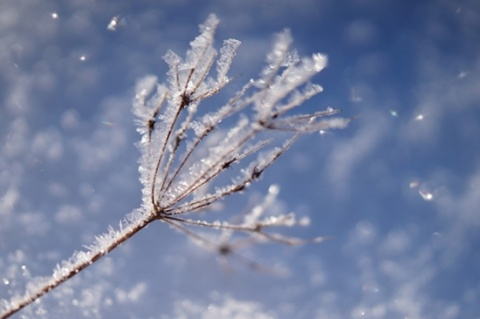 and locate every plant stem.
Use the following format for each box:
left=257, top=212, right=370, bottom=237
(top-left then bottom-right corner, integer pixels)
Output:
left=0, top=213, right=156, bottom=319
